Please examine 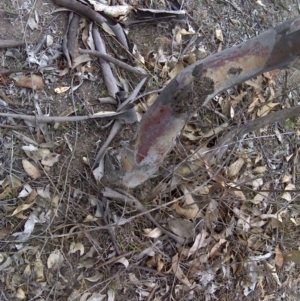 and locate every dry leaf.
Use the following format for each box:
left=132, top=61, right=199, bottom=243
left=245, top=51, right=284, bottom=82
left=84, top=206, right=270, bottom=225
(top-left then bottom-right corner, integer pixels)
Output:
left=173, top=185, right=200, bottom=219
left=54, top=86, right=70, bottom=94
left=41, top=154, right=60, bottom=167
left=256, top=0, right=266, bottom=7
left=252, top=165, right=267, bottom=174
left=69, top=242, right=85, bottom=256
left=12, top=190, right=37, bottom=216
left=215, top=28, right=224, bottom=42
left=228, top=157, right=245, bottom=177
left=34, top=258, right=45, bottom=282
left=72, top=54, right=92, bottom=69
left=281, top=192, right=291, bottom=201
left=168, top=61, right=184, bottom=79
left=171, top=253, right=192, bottom=287
left=143, top=227, right=163, bottom=238
left=22, top=159, right=42, bottom=179
left=85, top=272, right=103, bottom=282
left=15, top=75, right=44, bottom=90
left=257, top=102, right=279, bottom=117
left=209, top=238, right=227, bottom=258
left=115, top=257, right=129, bottom=268
left=83, top=215, right=98, bottom=222
left=175, top=25, right=182, bottom=46
left=188, top=230, right=209, bottom=257
left=274, top=246, right=283, bottom=267
left=252, top=182, right=269, bottom=204
left=47, top=249, right=64, bottom=270
left=16, top=287, right=26, bottom=299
